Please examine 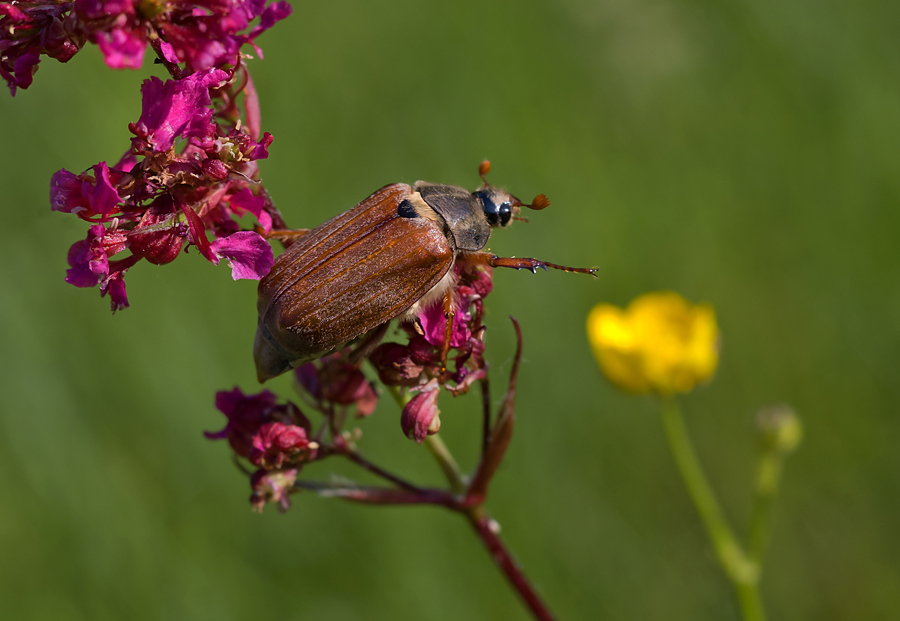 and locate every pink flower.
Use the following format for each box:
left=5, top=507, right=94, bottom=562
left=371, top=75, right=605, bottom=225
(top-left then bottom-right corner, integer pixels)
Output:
left=250, top=468, right=297, bottom=513
left=95, top=25, right=146, bottom=69
left=249, top=421, right=314, bottom=469
left=419, top=301, right=471, bottom=349
left=101, top=269, right=130, bottom=312
left=1, top=1, right=80, bottom=95
left=205, top=388, right=279, bottom=458
left=50, top=162, right=122, bottom=217
left=205, top=388, right=311, bottom=461
left=132, top=70, right=228, bottom=152
left=318, top=358, right=378, bottom=417
left=208, top=231, right=274, bottom=280
left=65, top=224, right=127, bottom=287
